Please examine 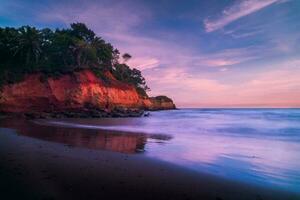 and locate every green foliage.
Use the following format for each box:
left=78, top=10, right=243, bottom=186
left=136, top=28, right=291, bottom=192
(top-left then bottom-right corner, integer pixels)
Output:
left=154, top=96, right=173, bottom=102
left=112, top=64, right=149, bottom=97
left=0, top=23, right=149, bottom=96
left=122, top=53, right=132, bottom=62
